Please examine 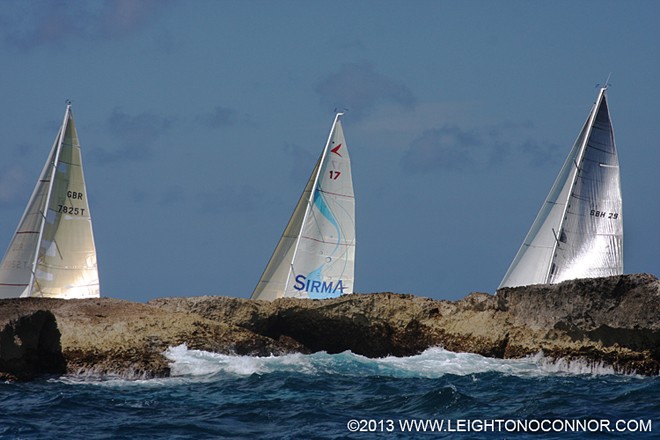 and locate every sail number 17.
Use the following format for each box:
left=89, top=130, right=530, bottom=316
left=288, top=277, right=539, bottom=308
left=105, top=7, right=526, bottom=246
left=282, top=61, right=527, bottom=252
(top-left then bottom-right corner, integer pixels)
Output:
left=329, top=171, right=341, bottom=180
